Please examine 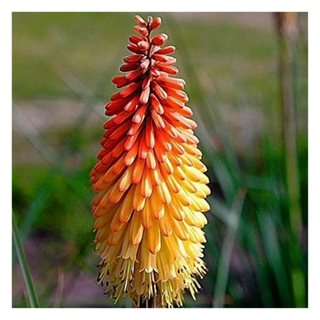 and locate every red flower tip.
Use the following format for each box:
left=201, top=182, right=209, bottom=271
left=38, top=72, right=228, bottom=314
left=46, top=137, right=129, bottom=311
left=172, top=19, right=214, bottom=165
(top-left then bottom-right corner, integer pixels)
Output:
left=151, top=34, right=168, bottom=46
left=151, top=17, right=162, bottom=31
left=134, top=15, right=147, bottom=27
